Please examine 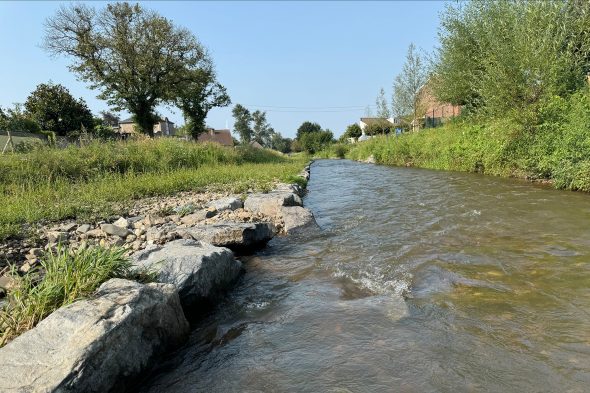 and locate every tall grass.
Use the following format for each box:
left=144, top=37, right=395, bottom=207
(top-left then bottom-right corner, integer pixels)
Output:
left=342, top=90, right=590, bottom=192
left=0, top=245, right=133, bottom=346
left=0, top=139, right=308, bottom=240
